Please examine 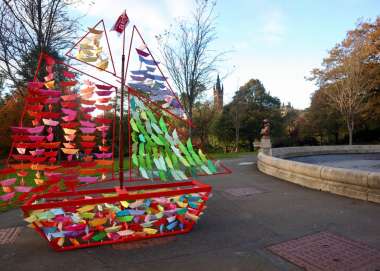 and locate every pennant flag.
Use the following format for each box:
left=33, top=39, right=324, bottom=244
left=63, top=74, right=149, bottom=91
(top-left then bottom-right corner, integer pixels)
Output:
left=111, top=11, right=129, bottom=34
left=65, top=20, right=116, bottom=75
